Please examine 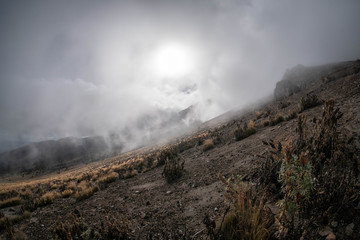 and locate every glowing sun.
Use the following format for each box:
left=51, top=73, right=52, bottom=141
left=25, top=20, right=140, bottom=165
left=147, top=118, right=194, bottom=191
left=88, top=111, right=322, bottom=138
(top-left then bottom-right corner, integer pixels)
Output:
left=152, top=43, right=195, bottom=77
